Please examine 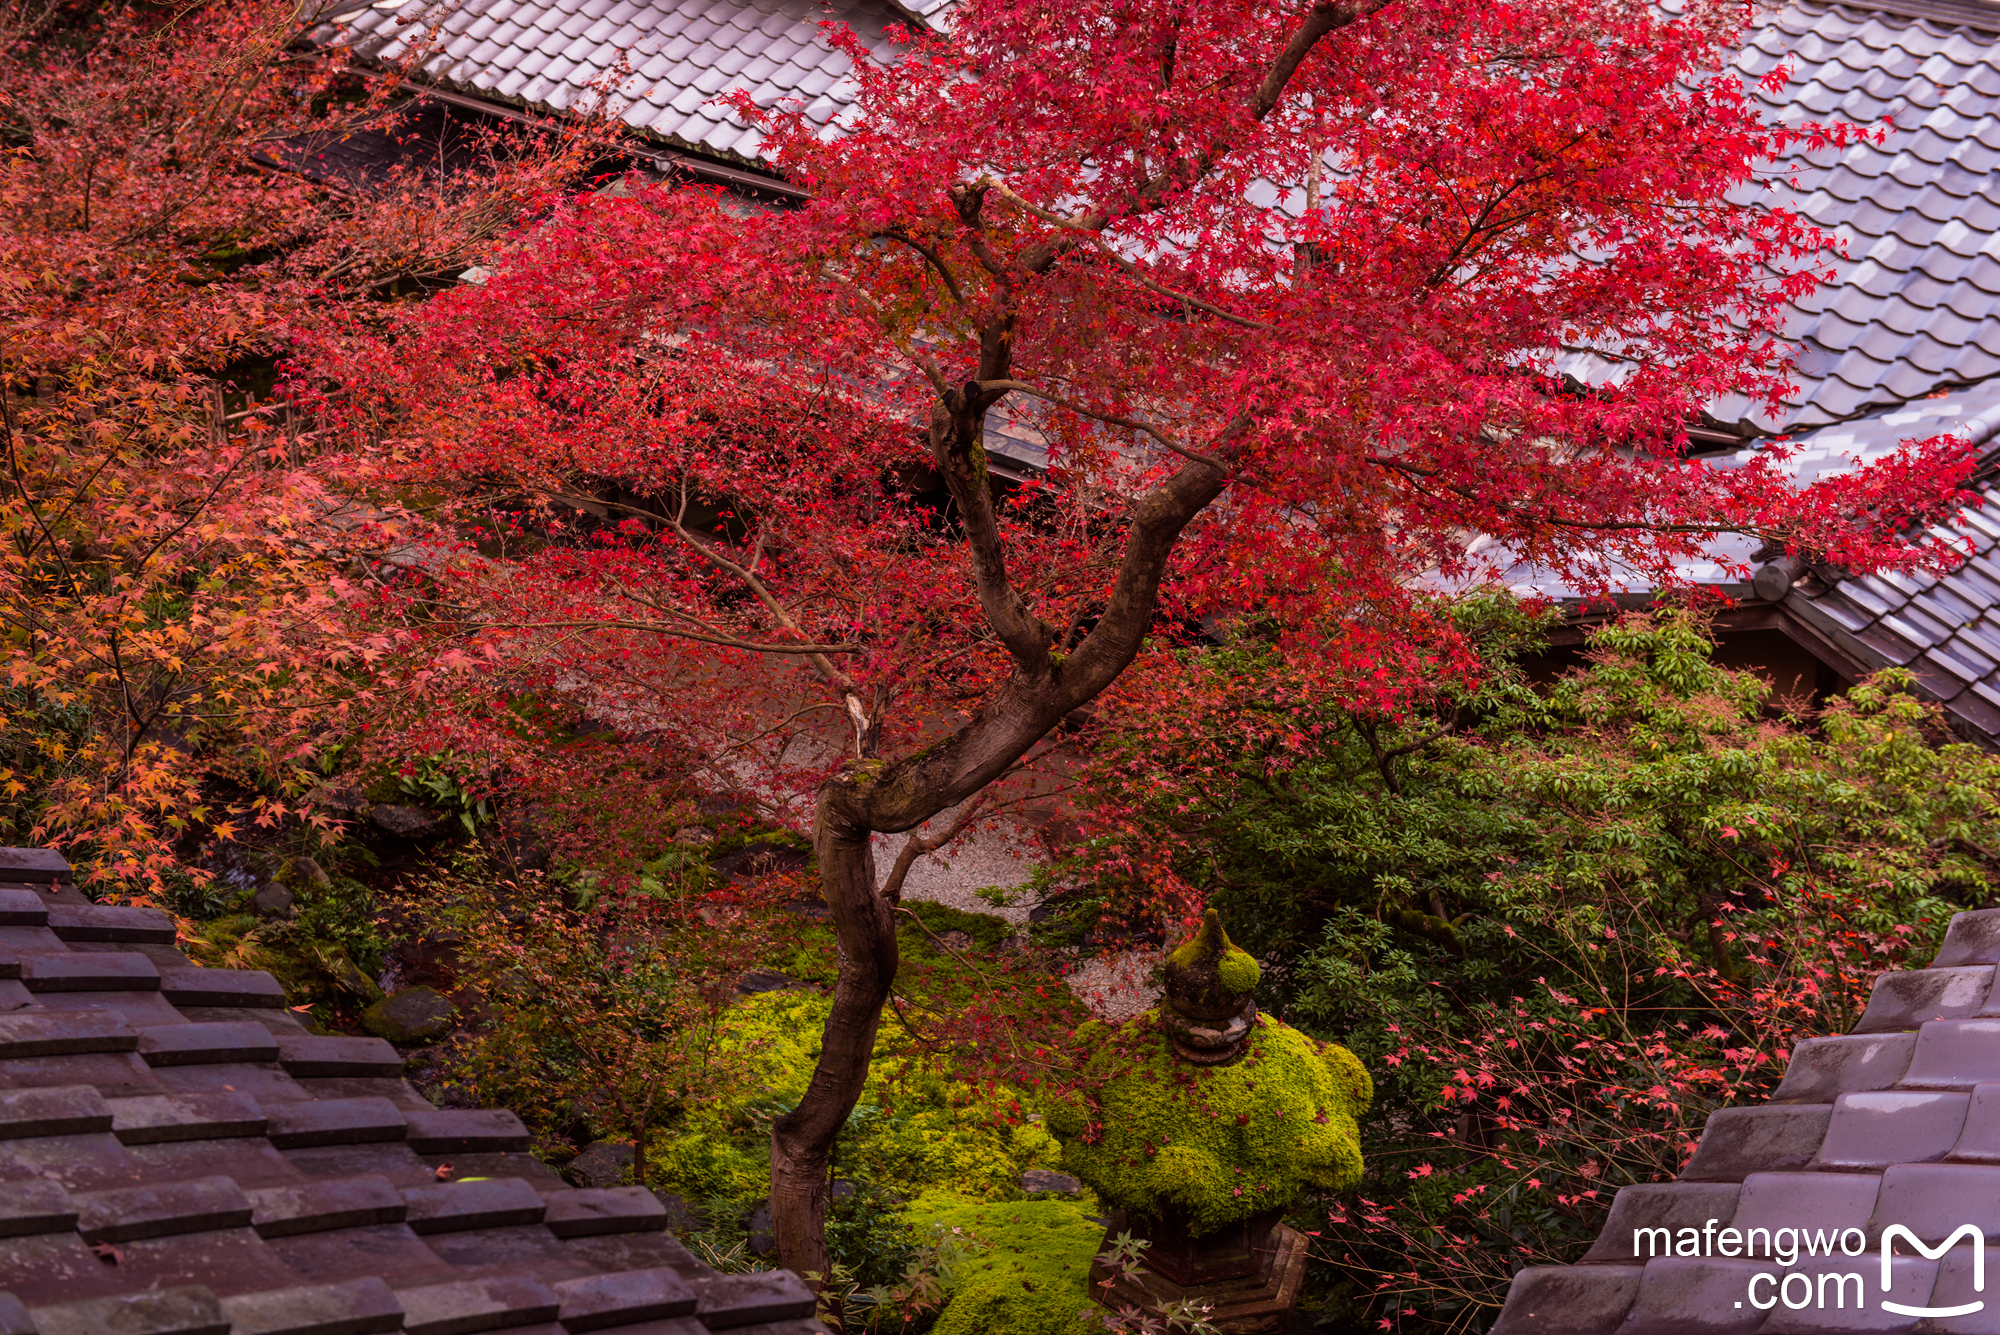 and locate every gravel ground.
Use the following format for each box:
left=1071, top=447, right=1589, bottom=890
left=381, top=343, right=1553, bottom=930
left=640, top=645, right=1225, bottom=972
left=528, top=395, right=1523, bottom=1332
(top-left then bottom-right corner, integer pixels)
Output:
left=878, top=812, right=1164, bottom=1020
